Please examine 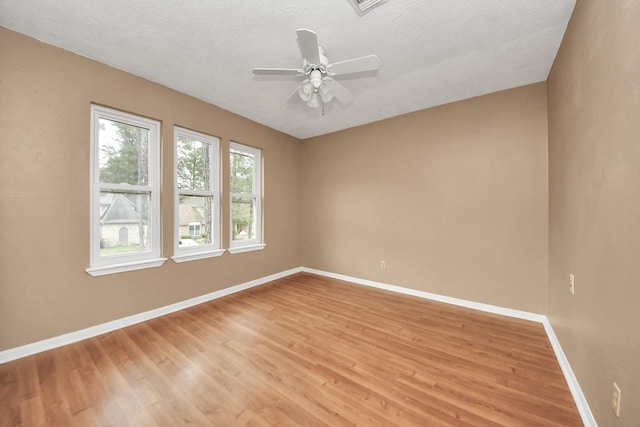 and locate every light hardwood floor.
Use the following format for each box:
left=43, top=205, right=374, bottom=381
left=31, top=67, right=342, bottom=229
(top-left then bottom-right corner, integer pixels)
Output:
left=0, top=273, right=582, bottom=426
